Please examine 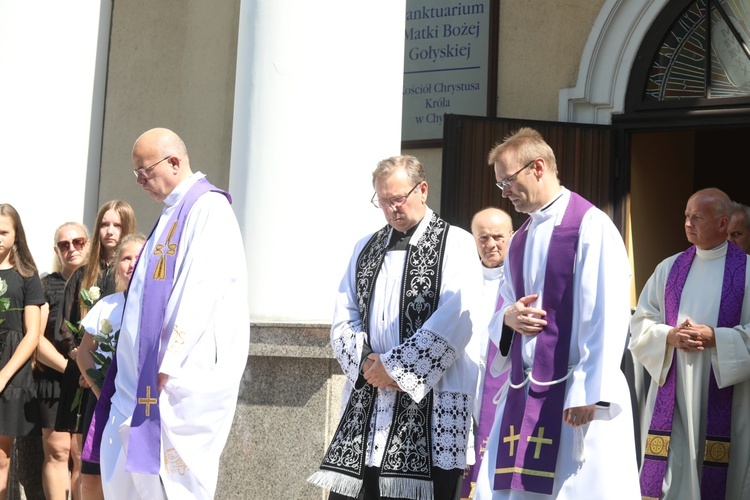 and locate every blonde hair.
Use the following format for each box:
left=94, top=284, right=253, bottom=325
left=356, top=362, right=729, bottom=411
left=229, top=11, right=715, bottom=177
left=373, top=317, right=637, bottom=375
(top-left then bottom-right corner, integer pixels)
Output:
left=51, top=222, right=90, bottom=273
left=81, top=200, right=137, bottom=292
left=114, top=233, right=146, bottom=292
left=487, top=127, right=557, bottom=174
